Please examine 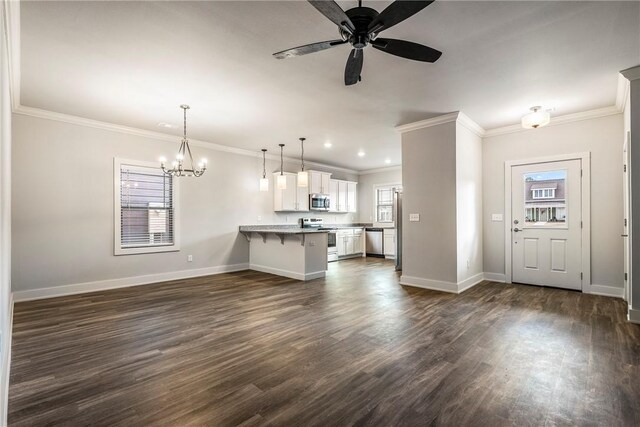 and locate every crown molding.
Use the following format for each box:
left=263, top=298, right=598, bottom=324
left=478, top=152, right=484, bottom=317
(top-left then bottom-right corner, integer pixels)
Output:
left=621, top=65, right=640, bottom=82
left=13, top=105, right=360, bottom=174
left=616, top=72, right=630, bottom=111
left=358, top=165, right=402, bottom=175
left=394, top=112, right=460, bottom=133
left=483, top=105, right=622, bottom=138
left=456, top=112, right=485, bottom=138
